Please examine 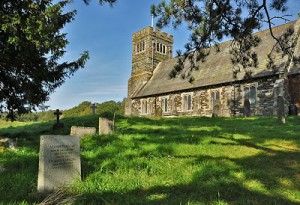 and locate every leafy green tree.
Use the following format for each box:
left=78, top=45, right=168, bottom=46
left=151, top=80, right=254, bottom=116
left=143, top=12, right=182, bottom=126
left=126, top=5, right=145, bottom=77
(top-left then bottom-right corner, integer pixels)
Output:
left=97, top=100, right=124, bottom=116
left=0, top=0, right=89, bottom=120
left=152, top=0, right=299, bottom=79
left=63, top=101, right=93, bottom=117
left=152, top=0, right=300, bottom=123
